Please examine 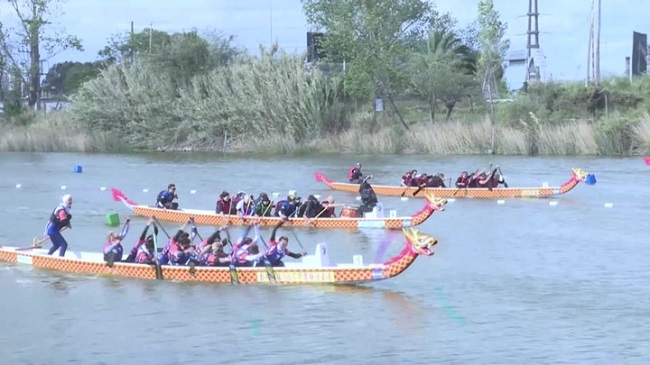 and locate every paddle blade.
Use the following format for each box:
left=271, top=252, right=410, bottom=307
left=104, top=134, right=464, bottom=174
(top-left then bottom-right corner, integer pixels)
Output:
left=644, top=156, right=650, bottom=165
left=111, top=188, right=138, bottom=206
